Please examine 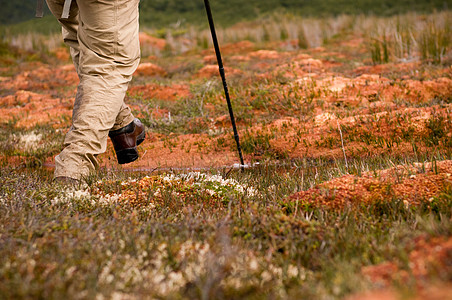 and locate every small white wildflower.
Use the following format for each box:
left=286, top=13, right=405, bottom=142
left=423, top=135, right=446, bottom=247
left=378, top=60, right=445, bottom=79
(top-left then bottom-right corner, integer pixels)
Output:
left=19, top=132, right=42, bottom=151
left=97, top=193, right=121, bottom=205
left=106, top=274, right=114, bottom=284
left=249, top=258, right=259, bottom=271
left=205, top=189, right=216, bottom=196
left=28, top=259, right=36, bottom=268
left=403, top=200, right=410, bottom=208
left=72, top=189, right=90, bottom=199
left=110, top=292, right=131, bottom=300
left=247, top=187, right=258, bottom=197
left=287, top=265, right=298, bottom=278
left=119, top=239, right=125, bottom=250
left=227, top=277, right=243, bottom=289
left=184, top=262, right=204, bottom=282
left=140, top=204, right=155, bottom=213
left=261, top=270, right=272, bottom=282
left=51, top=194, right=70, bottom=205
left=153, top=273, right=165, bottom=284
left=268, top=185, right=276, bottom=192
left=167, top=271, right=185, bottom=287
left=95, top=293, right=105, bottom=300
left=157, top=243, right=167, bottom=252
left=198, top=243, right=210, bottom=257
left=65, top=266, right=77, bottom=277
left=269, top=265, right=283, bottom=277
left=163, top=174, right=178, bottom=183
